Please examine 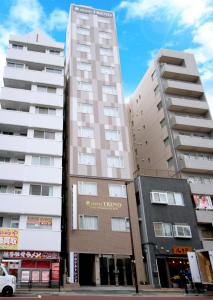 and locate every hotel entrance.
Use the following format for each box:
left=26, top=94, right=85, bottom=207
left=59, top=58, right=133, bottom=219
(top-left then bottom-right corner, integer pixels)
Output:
left=78, top=254, right=133, bottom=286
left=100, top=255, right=133, bottom=286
